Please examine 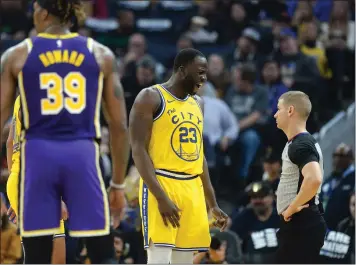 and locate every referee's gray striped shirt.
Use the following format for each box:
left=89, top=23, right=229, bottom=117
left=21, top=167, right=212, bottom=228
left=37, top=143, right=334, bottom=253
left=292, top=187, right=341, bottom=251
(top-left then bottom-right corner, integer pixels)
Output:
left=276, top=132, right=324, bottom=214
